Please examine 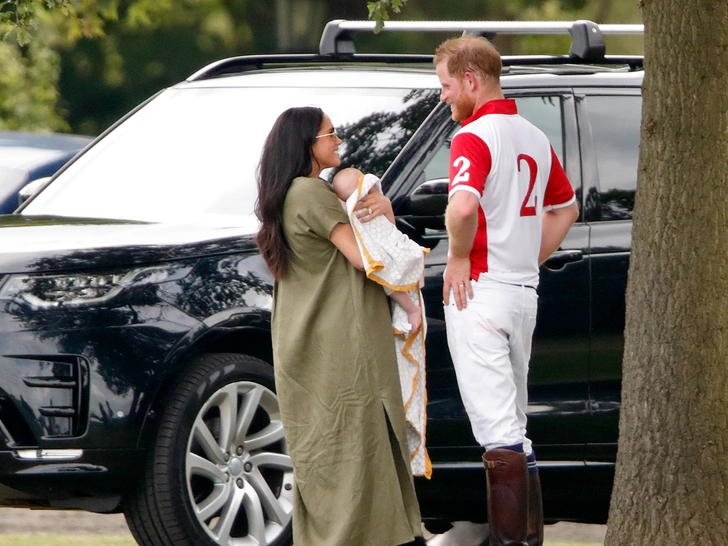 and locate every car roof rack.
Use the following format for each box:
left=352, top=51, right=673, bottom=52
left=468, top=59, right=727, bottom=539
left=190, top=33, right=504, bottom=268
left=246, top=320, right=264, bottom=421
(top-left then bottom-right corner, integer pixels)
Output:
left=187, top=51, right=642, bottom=82
left=187, top=19, right=643, bottom=81
left=186, top=53, right=442, bottom=81
left=319, top=19, right=644, bottom=61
